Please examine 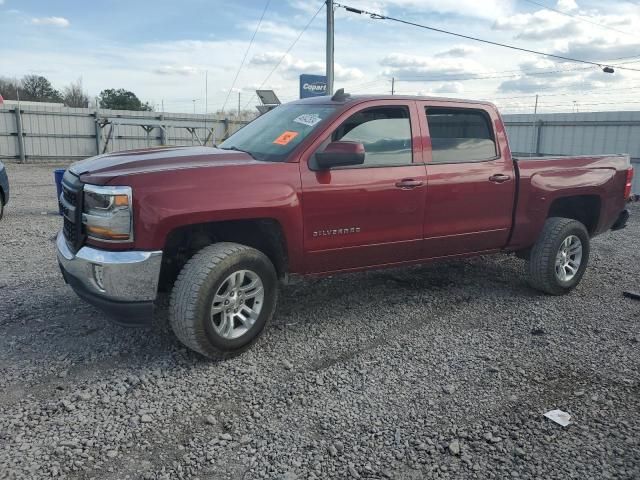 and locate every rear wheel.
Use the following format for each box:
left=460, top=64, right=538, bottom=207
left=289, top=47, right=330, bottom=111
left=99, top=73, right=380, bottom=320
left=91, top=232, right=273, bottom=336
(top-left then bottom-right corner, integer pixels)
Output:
left=170, top=242, right=278, bottom=359
left=527, top=217, right=590, bottom=295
